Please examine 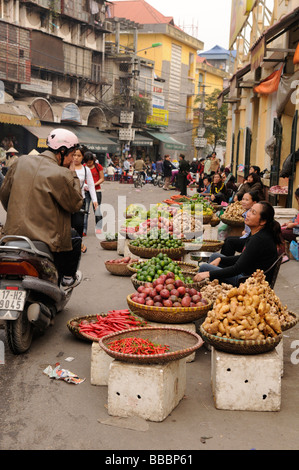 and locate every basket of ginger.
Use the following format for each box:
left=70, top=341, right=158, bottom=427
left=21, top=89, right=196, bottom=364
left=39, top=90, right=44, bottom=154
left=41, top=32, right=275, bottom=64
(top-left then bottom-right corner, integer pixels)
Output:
left=199, top=270, right=297, bottom=354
